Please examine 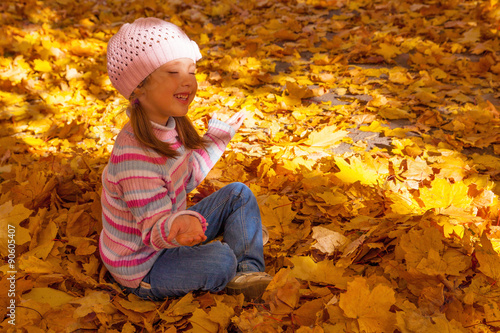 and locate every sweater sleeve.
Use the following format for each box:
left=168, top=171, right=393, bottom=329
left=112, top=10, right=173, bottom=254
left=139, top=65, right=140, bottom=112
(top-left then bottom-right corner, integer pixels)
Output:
left=115, top=158, right=206, bottom=251
left=185, top=118, right=236, bottom=193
